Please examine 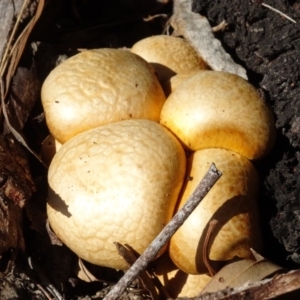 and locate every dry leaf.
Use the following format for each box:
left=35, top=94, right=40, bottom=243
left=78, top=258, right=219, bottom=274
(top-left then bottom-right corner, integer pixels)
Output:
left=45, top=219, right=63, bottom=246
left=201, top=255, right=285, bottom=294
left=77, top=258, right=100, bottom=283
left=170, top=0, right=247, bottom=79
